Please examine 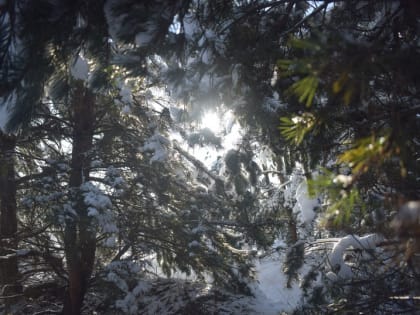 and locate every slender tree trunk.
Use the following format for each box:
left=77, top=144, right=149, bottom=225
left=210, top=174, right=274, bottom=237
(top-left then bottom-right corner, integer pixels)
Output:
left=63, top=82, right=96, bottom=315
left=0, top=132, right=21, bottom=306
